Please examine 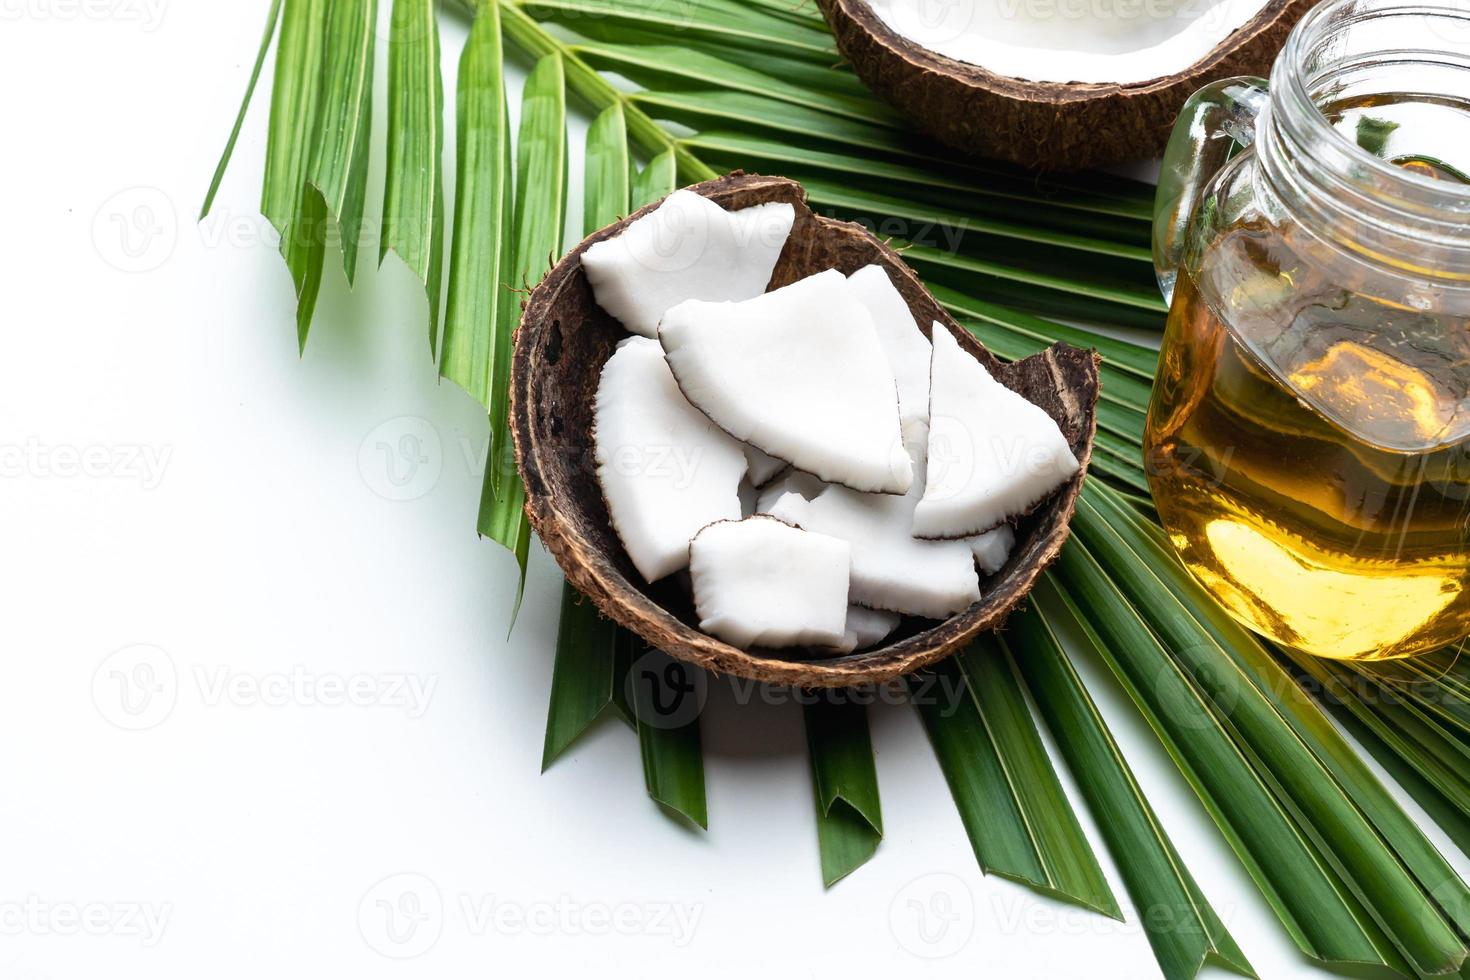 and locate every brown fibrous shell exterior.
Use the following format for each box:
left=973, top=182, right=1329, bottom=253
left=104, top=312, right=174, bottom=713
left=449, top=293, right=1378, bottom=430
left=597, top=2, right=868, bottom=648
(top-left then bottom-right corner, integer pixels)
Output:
left=510, top=173, right=1099, bottom=687
left=817, top=0, right=1312, bottom=170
